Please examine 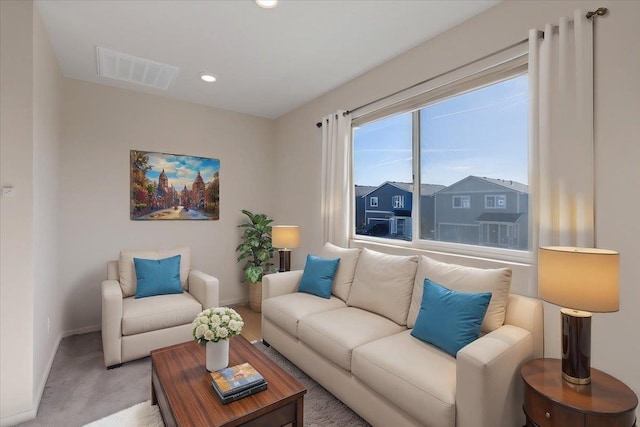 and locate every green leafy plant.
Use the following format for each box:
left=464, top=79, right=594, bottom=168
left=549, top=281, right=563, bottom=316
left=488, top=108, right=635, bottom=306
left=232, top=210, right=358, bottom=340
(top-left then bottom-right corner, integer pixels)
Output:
left=235, top=209, right=275, bottom=283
